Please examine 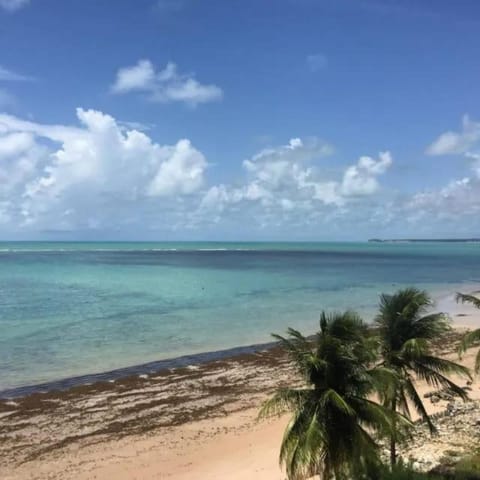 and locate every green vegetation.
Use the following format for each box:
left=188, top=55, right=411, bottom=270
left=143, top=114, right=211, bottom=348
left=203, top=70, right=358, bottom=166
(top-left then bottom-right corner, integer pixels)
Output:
left=373, top=463, right=442, bottom=479
left=375, top=288, right=470, bottom=466
left=455, top=451, right=480, bottom=479
left=261, top=287, right=474, bottom=479
left=457, top=293, right=480, bottom=373
left=259, top=311, right=407, bottom=479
